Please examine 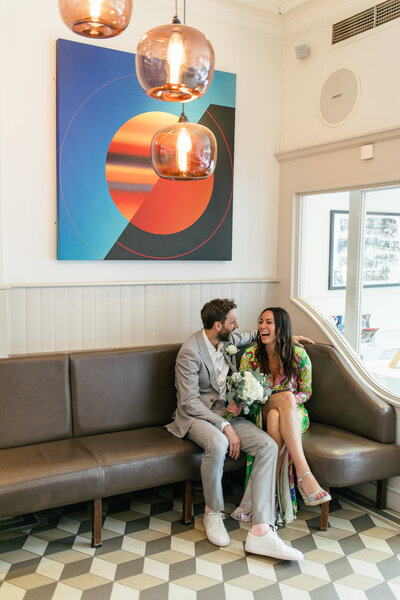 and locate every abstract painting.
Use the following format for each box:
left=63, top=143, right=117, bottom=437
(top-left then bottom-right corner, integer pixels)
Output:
left=56, top=38, right=236, bottom=260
